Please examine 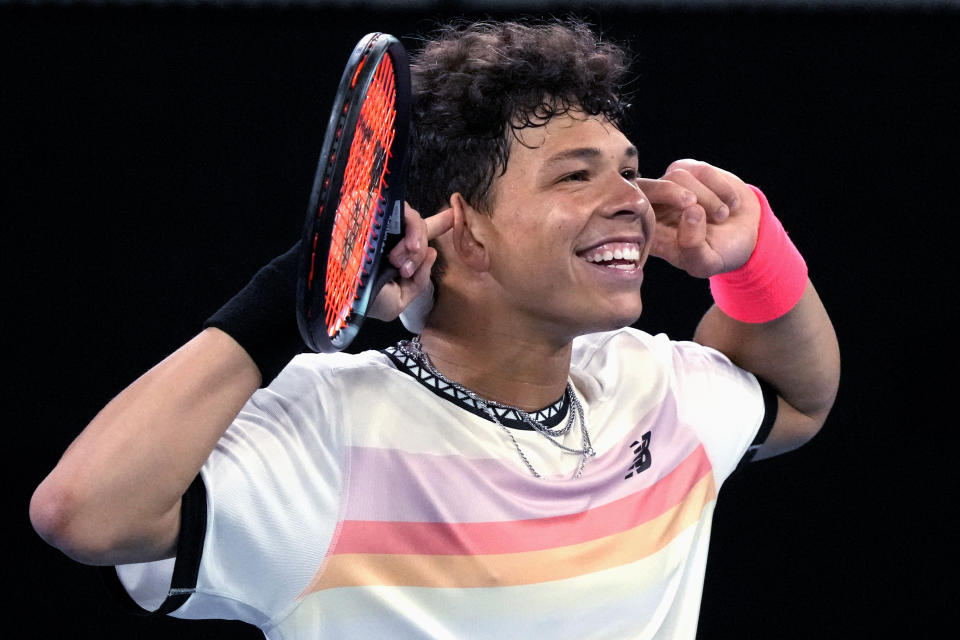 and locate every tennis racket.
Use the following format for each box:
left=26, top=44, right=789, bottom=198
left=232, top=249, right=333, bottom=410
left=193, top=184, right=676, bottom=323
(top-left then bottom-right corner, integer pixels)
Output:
left=296, top=32, right=411, bottom=353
